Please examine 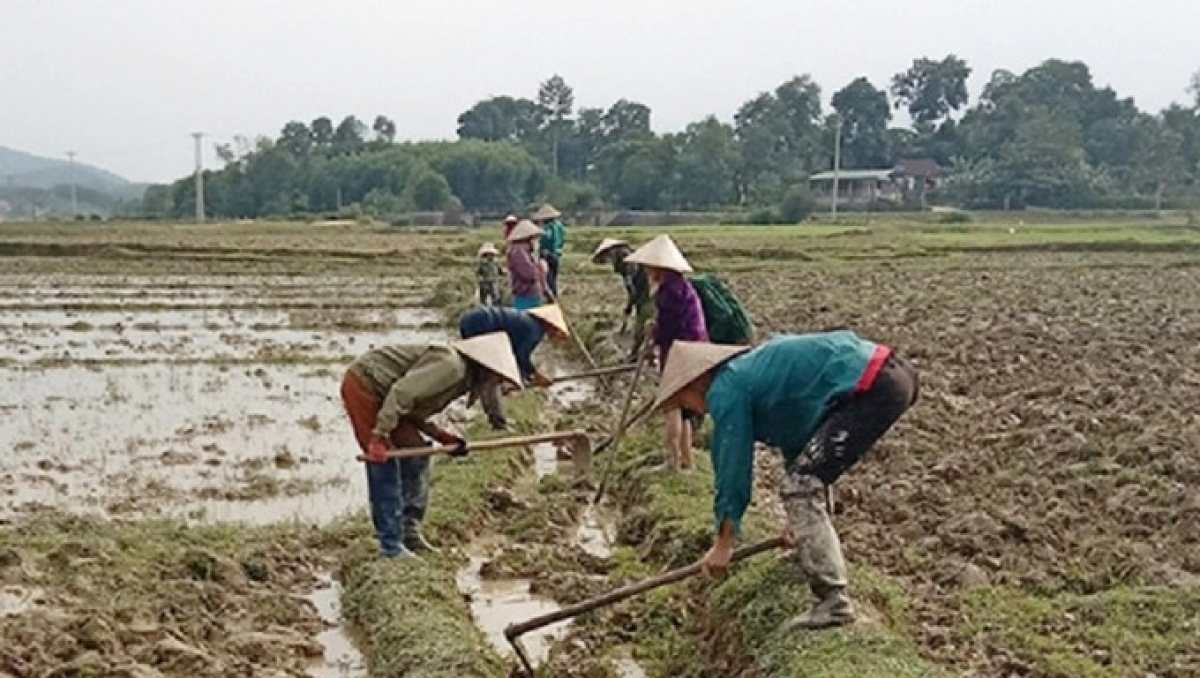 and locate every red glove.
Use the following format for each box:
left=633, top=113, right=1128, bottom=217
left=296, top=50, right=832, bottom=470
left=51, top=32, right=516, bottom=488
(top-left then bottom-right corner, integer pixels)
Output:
left=365, top=437, right=391, bottom=464
left=435, top=429, right=469, bottom=457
